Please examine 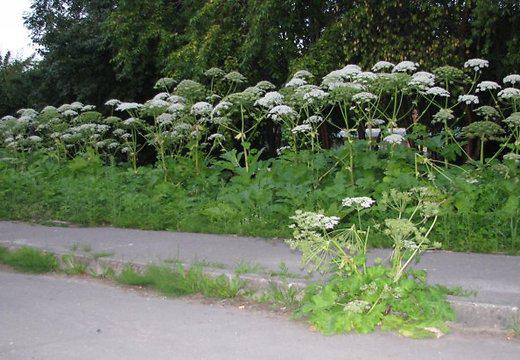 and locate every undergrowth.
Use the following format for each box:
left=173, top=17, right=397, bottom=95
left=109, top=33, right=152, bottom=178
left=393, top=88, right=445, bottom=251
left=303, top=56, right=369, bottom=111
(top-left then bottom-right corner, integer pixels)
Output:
left=0, top=151, right=518, bottom=254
